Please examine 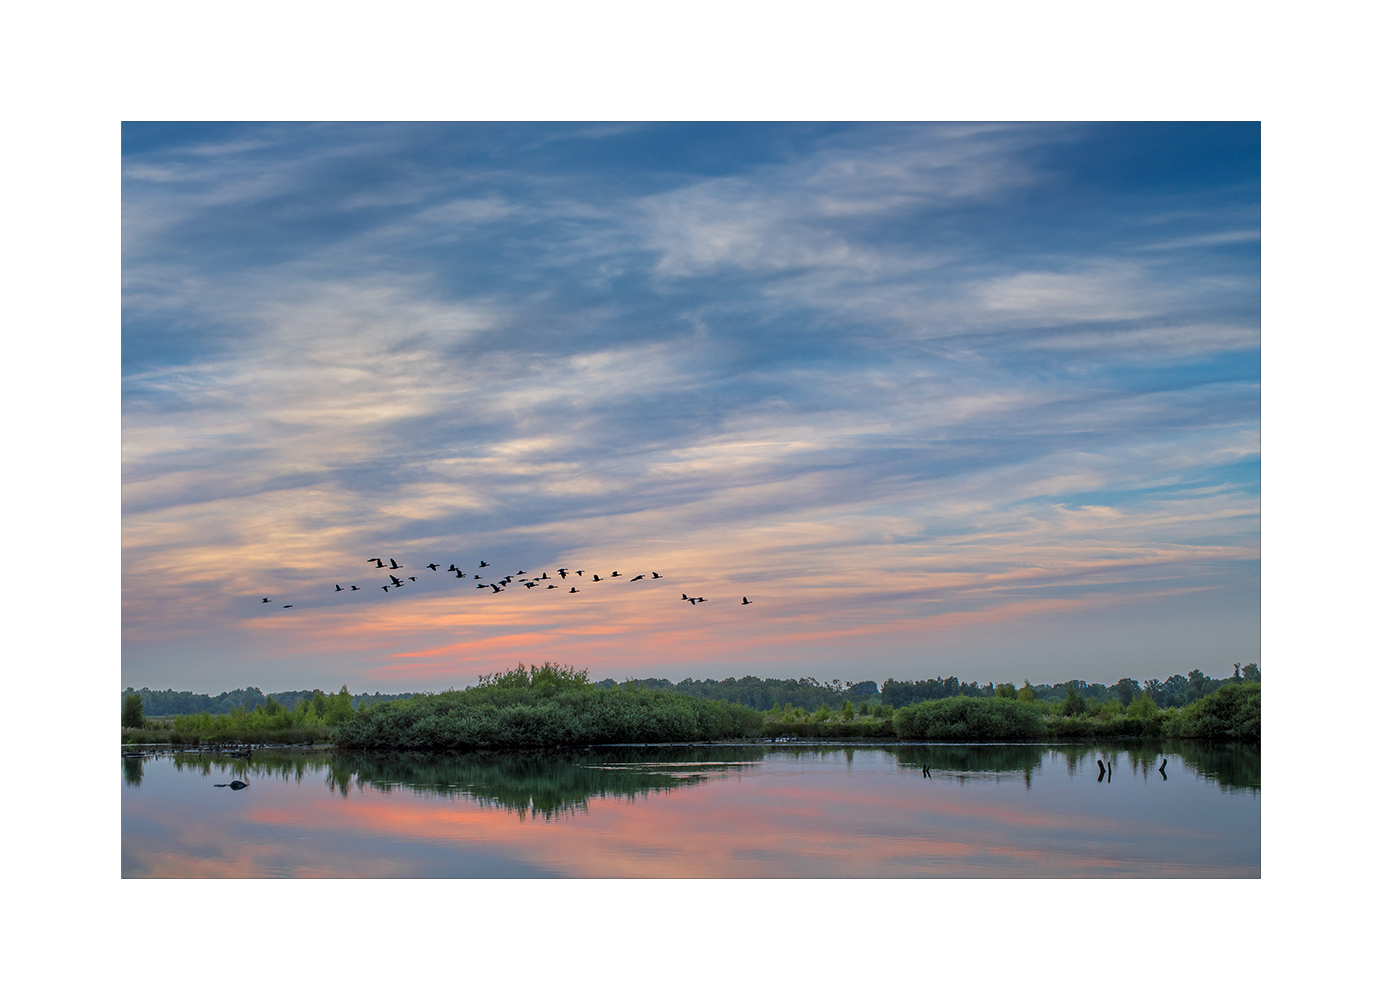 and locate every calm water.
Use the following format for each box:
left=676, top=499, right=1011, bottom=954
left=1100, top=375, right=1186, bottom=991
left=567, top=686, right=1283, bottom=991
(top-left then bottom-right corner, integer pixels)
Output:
left=121, top=742, right=1259, bottom=877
